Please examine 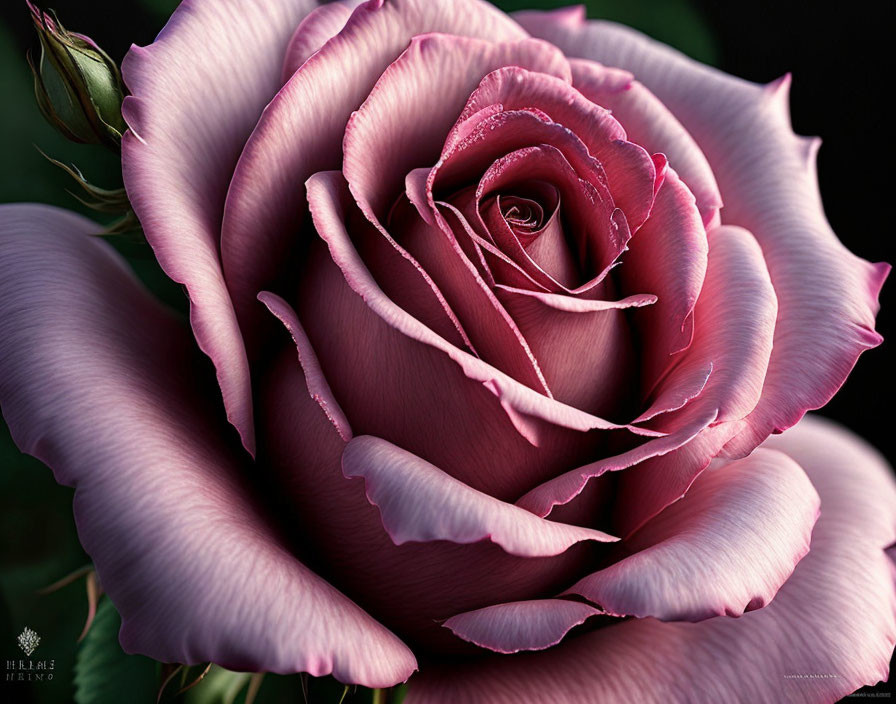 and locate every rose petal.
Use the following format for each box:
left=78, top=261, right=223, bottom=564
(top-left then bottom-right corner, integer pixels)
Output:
left=303, top=172, right=659, bottom=502
left=221, top=0, right=527, bottom=344
left=493, top=283, right=639, bottom=417
left=258, top=291, right=353, bottom=442
left=444, top=600, right=604, bottom=654
left=471, top=144, right=624, bottom=286
left=280, top=0, right=362, bottom=82
left=390, top=197, right=552, bottom=394
left=407, top=415, right=896, bottom=703
left=516, top=409, right=721, bottom=518
left=638, top=224, right=777, bottom=427
left=568, top=58, right=722, bottom=228
left=343, top=435, right=617, bottom=557
left=620, top=166, right=708, bottom=385
left=518, top=10, right=888, bottom=456
left=610, top=225, right=777, bottom=534
left=456, top=66, right=658, bottom=229
left=344, top=33, right=571, bottom=226
left=518, top=223, right=775, bottom=527
left=0, top=204, right=415, bottom=686
left=566, top=448, right=819, bottom=620
left=121, top=0, right=315, bottom=454
left=258, top=343, right=601, bottom=647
